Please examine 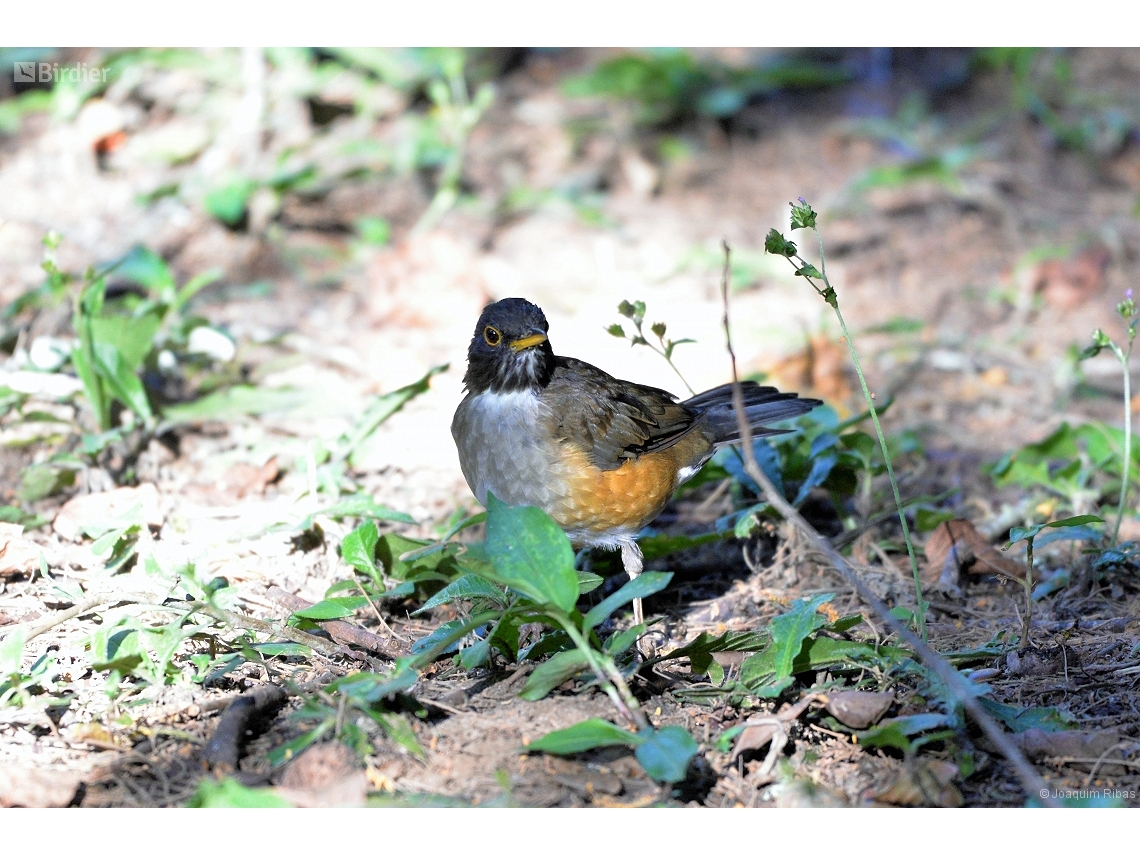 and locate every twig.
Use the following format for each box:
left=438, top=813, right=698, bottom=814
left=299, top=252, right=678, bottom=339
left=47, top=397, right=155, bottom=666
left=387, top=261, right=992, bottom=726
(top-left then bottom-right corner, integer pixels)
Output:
left=1, top=592, right=116, bottom=643
left=718, top=240, right=1057, bottom=806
